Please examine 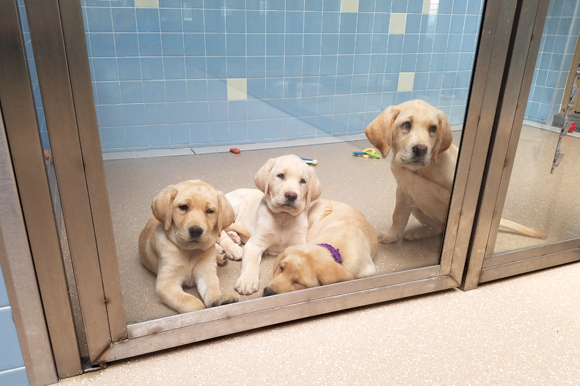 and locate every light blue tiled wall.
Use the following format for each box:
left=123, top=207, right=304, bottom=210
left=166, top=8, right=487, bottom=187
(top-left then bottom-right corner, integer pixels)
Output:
left=82, top=0, right=484, bottom=152
left=525, top=0, right=580, bottom=124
